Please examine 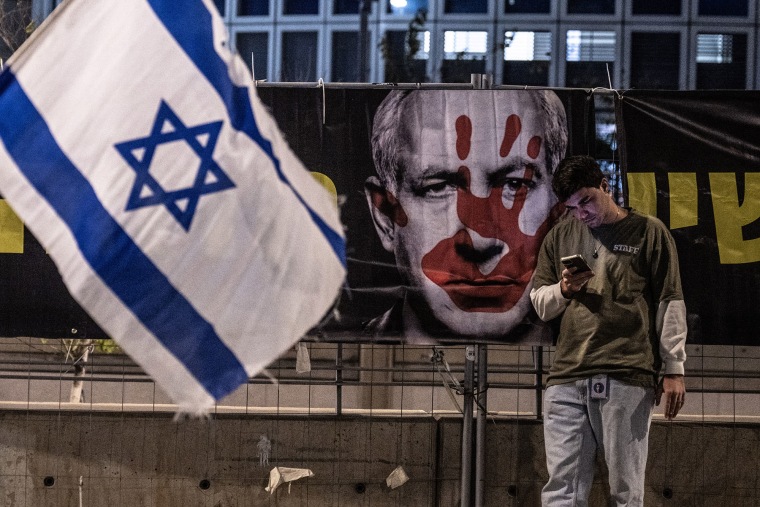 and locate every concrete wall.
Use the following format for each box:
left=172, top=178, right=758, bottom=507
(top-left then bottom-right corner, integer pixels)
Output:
left=1, top=410, right=759, bottom=506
